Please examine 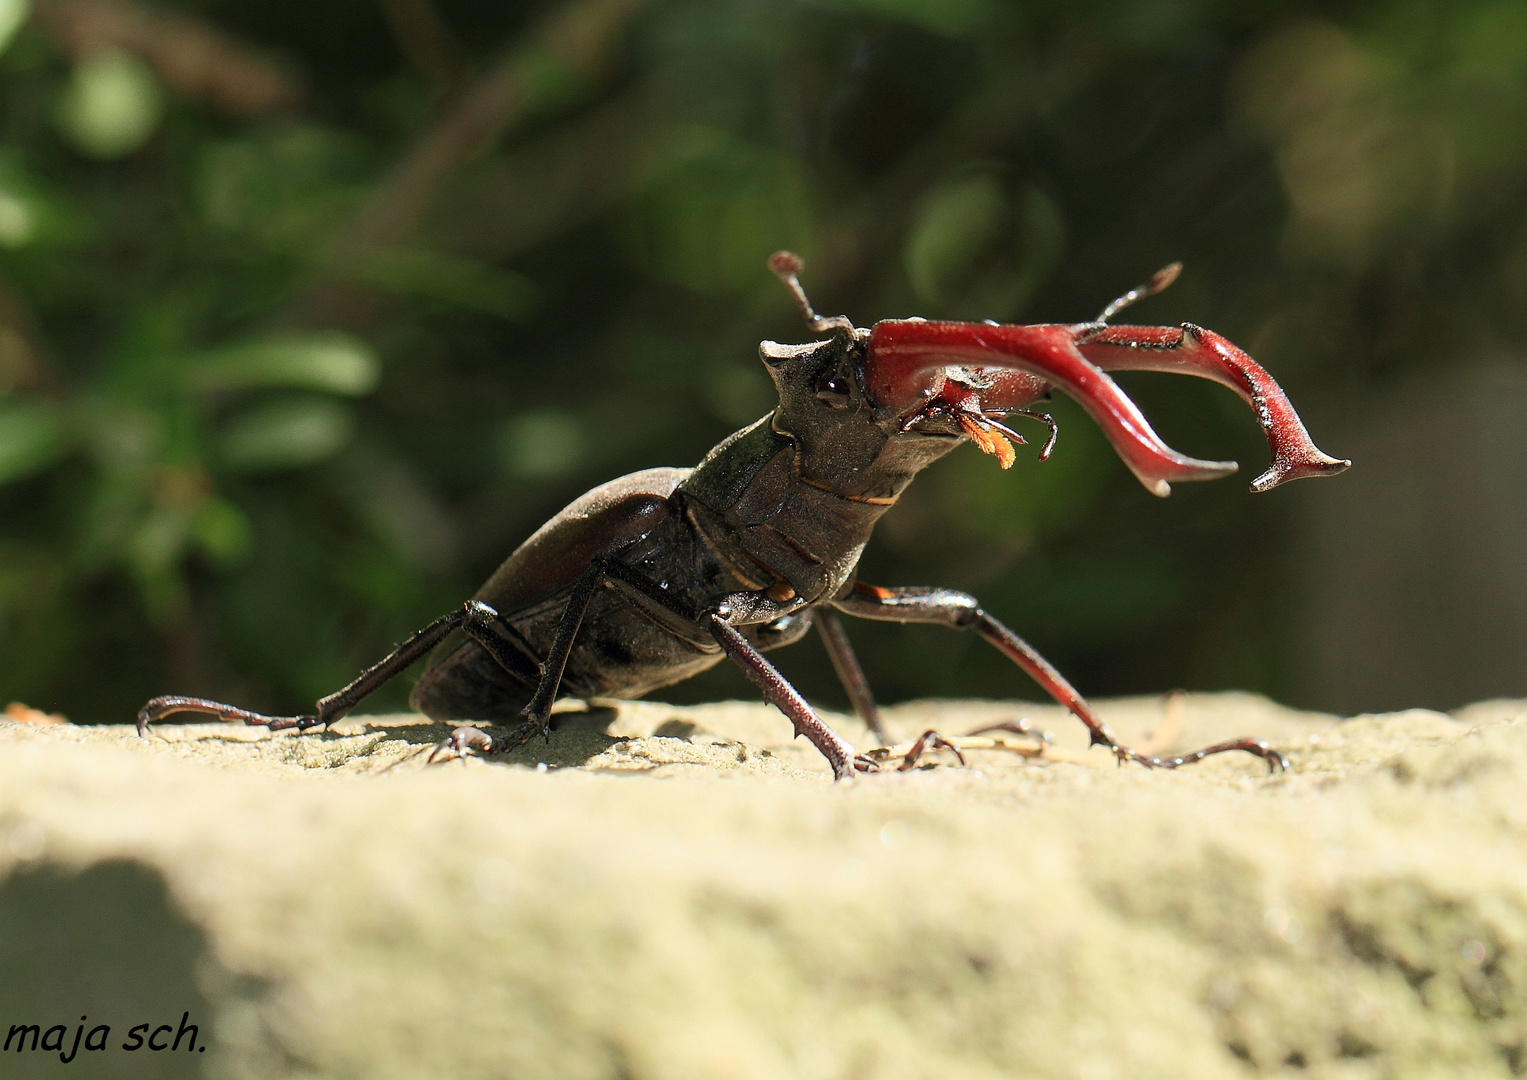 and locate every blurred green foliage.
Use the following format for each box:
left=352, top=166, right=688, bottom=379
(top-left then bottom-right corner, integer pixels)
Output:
left=1, top=0, right=1525, bottom=721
